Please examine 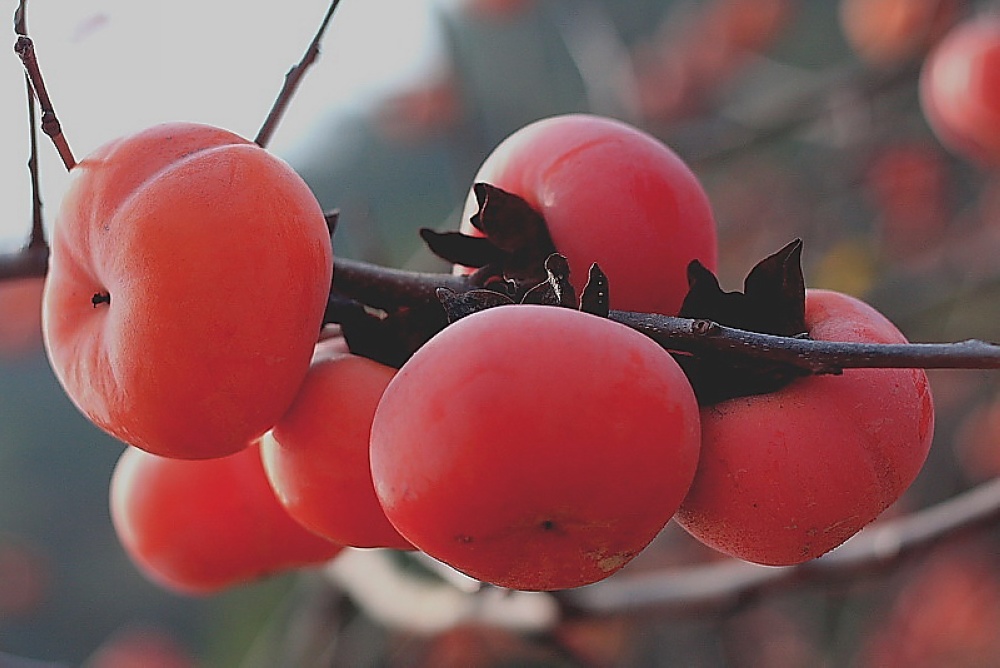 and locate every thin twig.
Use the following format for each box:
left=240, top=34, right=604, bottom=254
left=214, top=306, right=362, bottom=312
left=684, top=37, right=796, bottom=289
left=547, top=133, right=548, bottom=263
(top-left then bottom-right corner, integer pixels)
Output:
left=611, top=311, right=1000, bottom=374
left=25, top=73, right=46, bottom=250
left=14, top=15, right=76, bottom=171
left=254, top=0, right=343, bottom=148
